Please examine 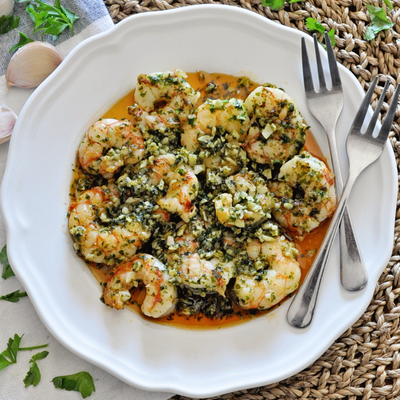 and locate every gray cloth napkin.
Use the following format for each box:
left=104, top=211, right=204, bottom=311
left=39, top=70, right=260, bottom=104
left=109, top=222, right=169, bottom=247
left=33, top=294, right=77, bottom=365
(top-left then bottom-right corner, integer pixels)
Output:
left=0, top=2, right=172, bottom=399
